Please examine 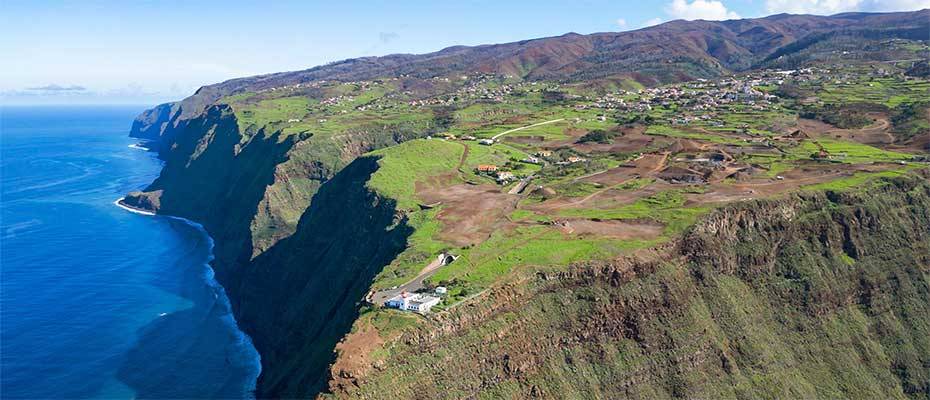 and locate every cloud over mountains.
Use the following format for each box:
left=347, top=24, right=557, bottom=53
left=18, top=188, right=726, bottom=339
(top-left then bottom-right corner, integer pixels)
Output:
left=666, top=0, right=740, bottom=21
left=765, top=0, right=930, bottom=14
